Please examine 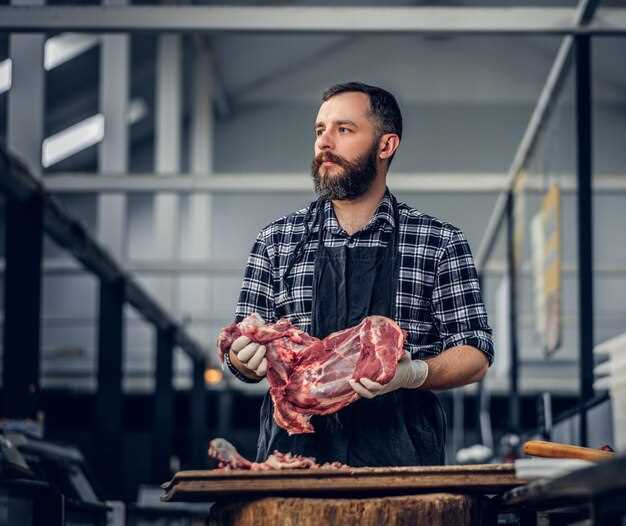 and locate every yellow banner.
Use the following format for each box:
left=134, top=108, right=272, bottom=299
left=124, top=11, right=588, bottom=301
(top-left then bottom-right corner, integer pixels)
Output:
left=541, top=183, right=561, bottom=355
